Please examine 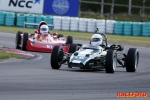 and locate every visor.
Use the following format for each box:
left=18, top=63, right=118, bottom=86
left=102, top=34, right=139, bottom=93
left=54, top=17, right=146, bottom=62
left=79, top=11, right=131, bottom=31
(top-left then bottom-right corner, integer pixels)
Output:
left=91, top=38, right=101, bottom=42
left=40, top=28, right=48, bottom=31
